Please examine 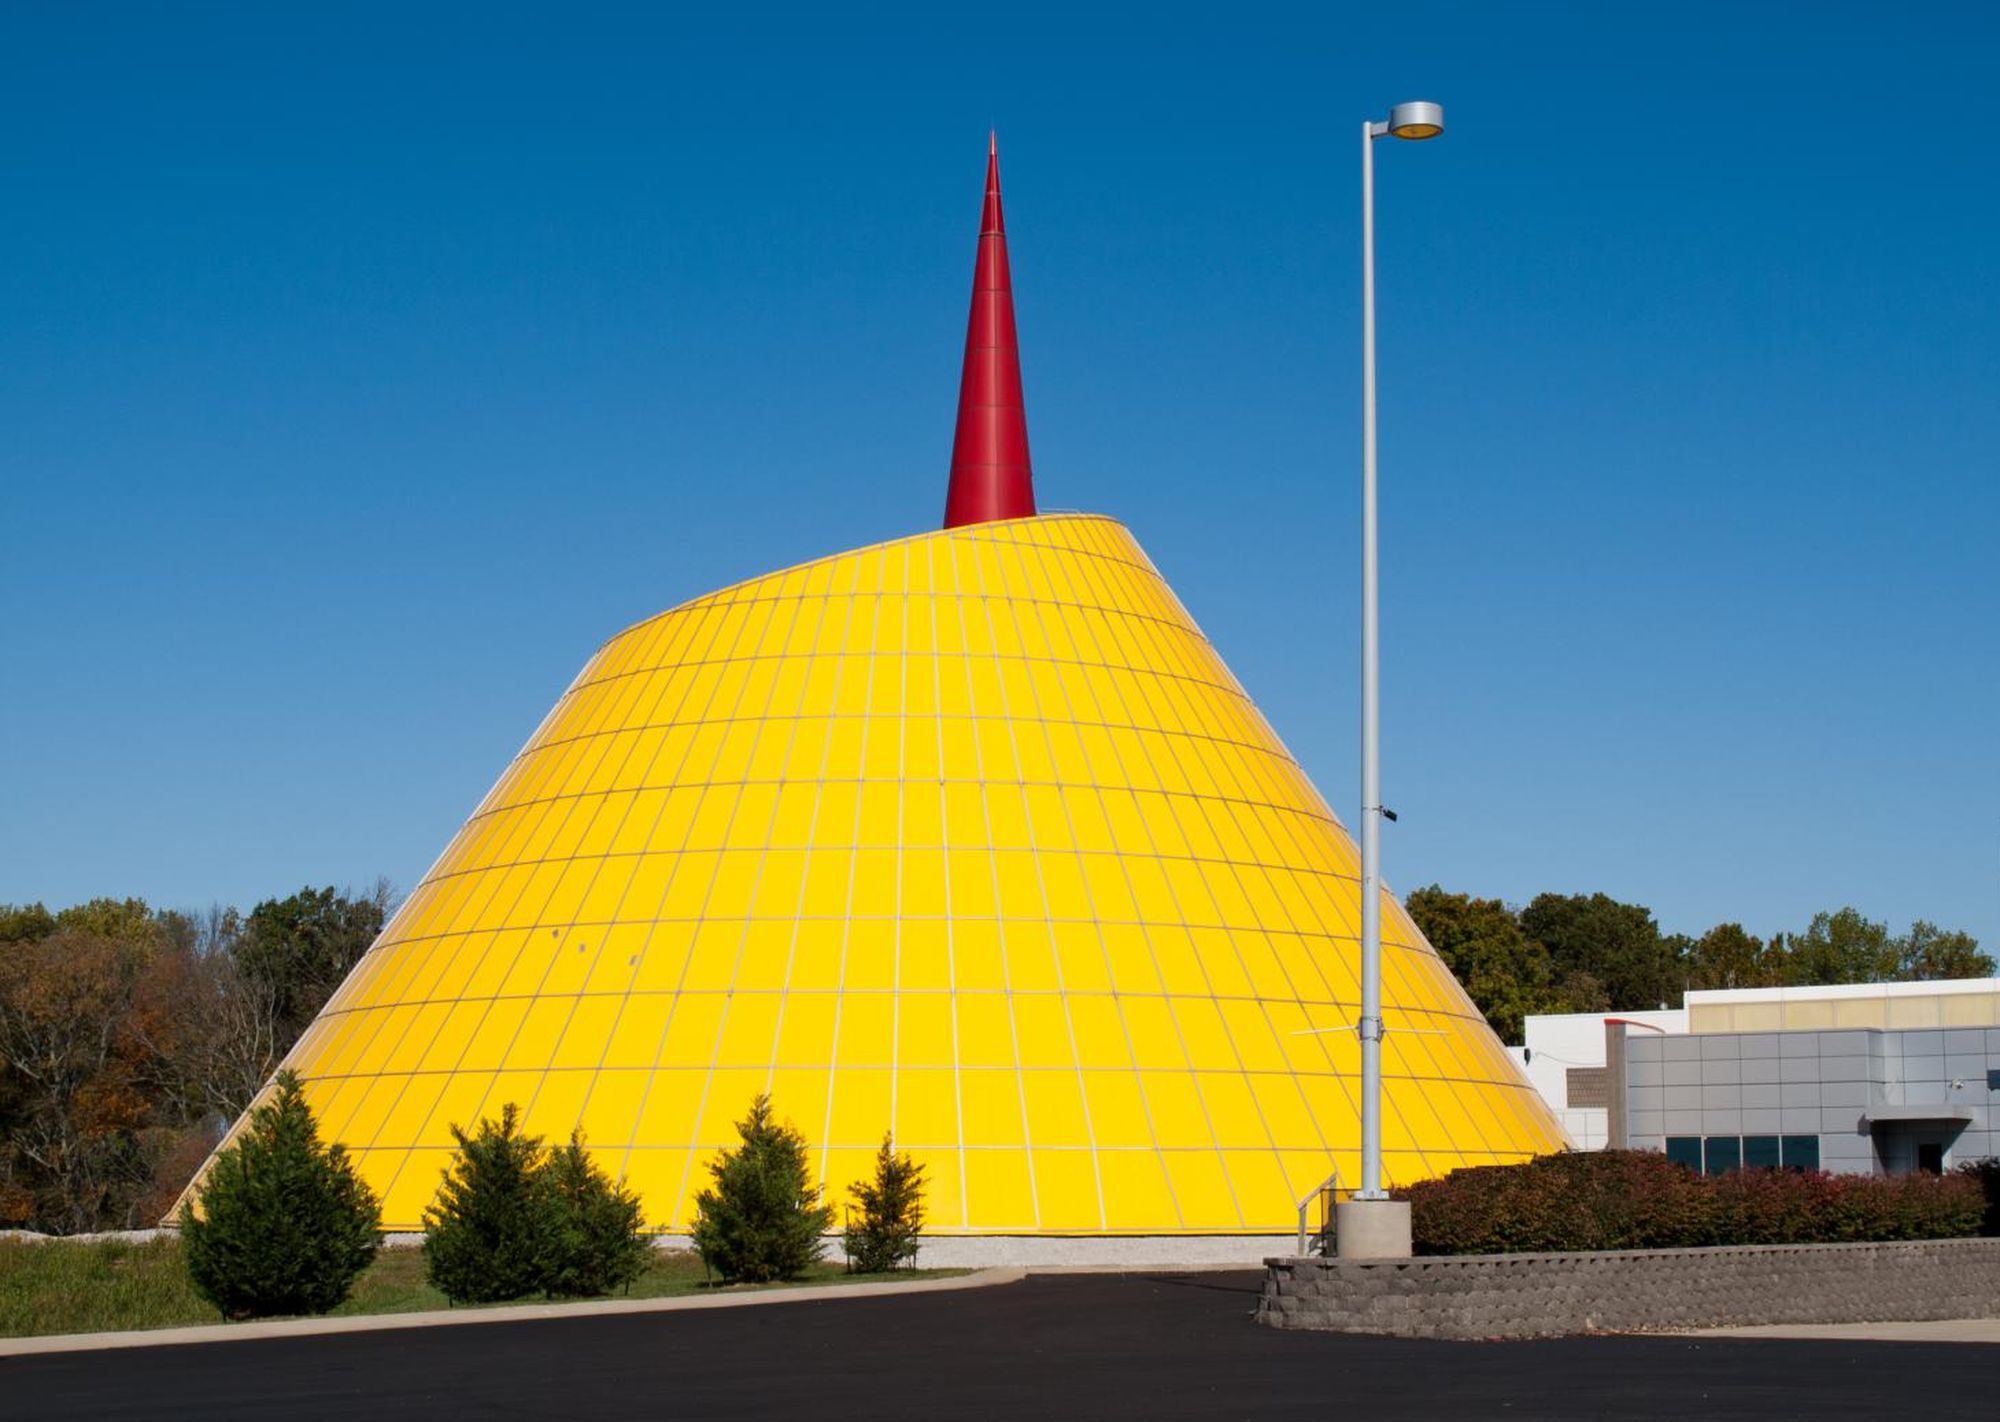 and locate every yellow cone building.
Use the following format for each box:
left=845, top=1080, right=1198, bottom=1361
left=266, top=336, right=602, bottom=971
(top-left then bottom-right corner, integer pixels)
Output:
left=191, top=144, right=1561, bottom=1237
